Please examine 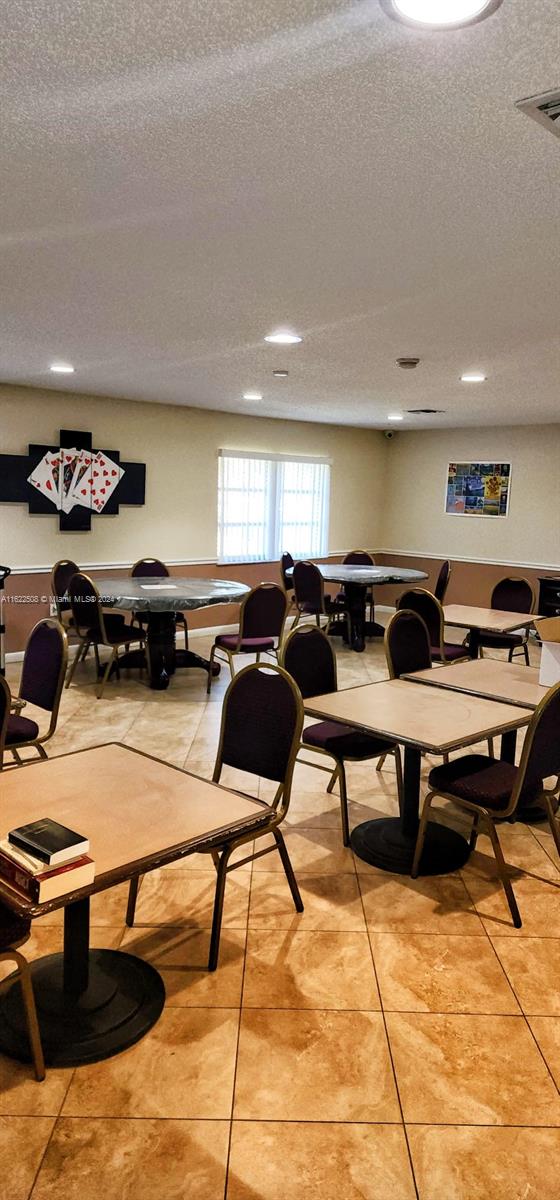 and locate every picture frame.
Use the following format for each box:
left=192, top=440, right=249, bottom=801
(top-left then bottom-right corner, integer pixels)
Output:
left=444, top=461, right=511, bottom=518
